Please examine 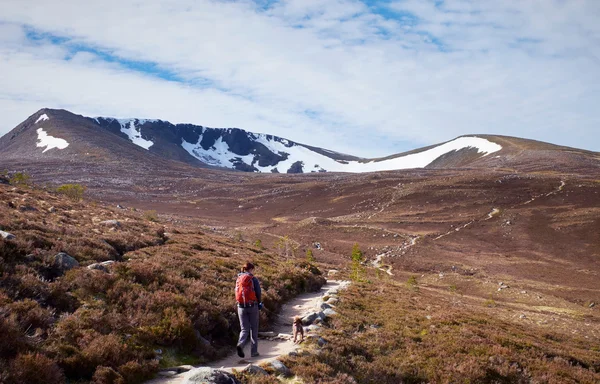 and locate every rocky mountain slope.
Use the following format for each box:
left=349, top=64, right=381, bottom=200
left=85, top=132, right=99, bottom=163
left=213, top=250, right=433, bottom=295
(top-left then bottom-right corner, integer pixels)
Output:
left=2, top=108, right=577, bottom=174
